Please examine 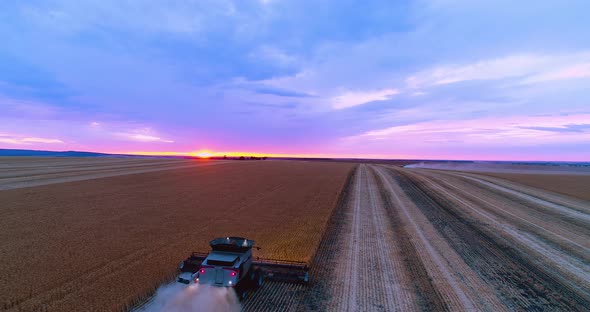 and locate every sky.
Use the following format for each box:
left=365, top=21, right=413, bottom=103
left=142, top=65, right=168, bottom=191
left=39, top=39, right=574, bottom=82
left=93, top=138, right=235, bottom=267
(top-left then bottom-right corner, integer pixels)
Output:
left=0, top=0, right=589, bottom=161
